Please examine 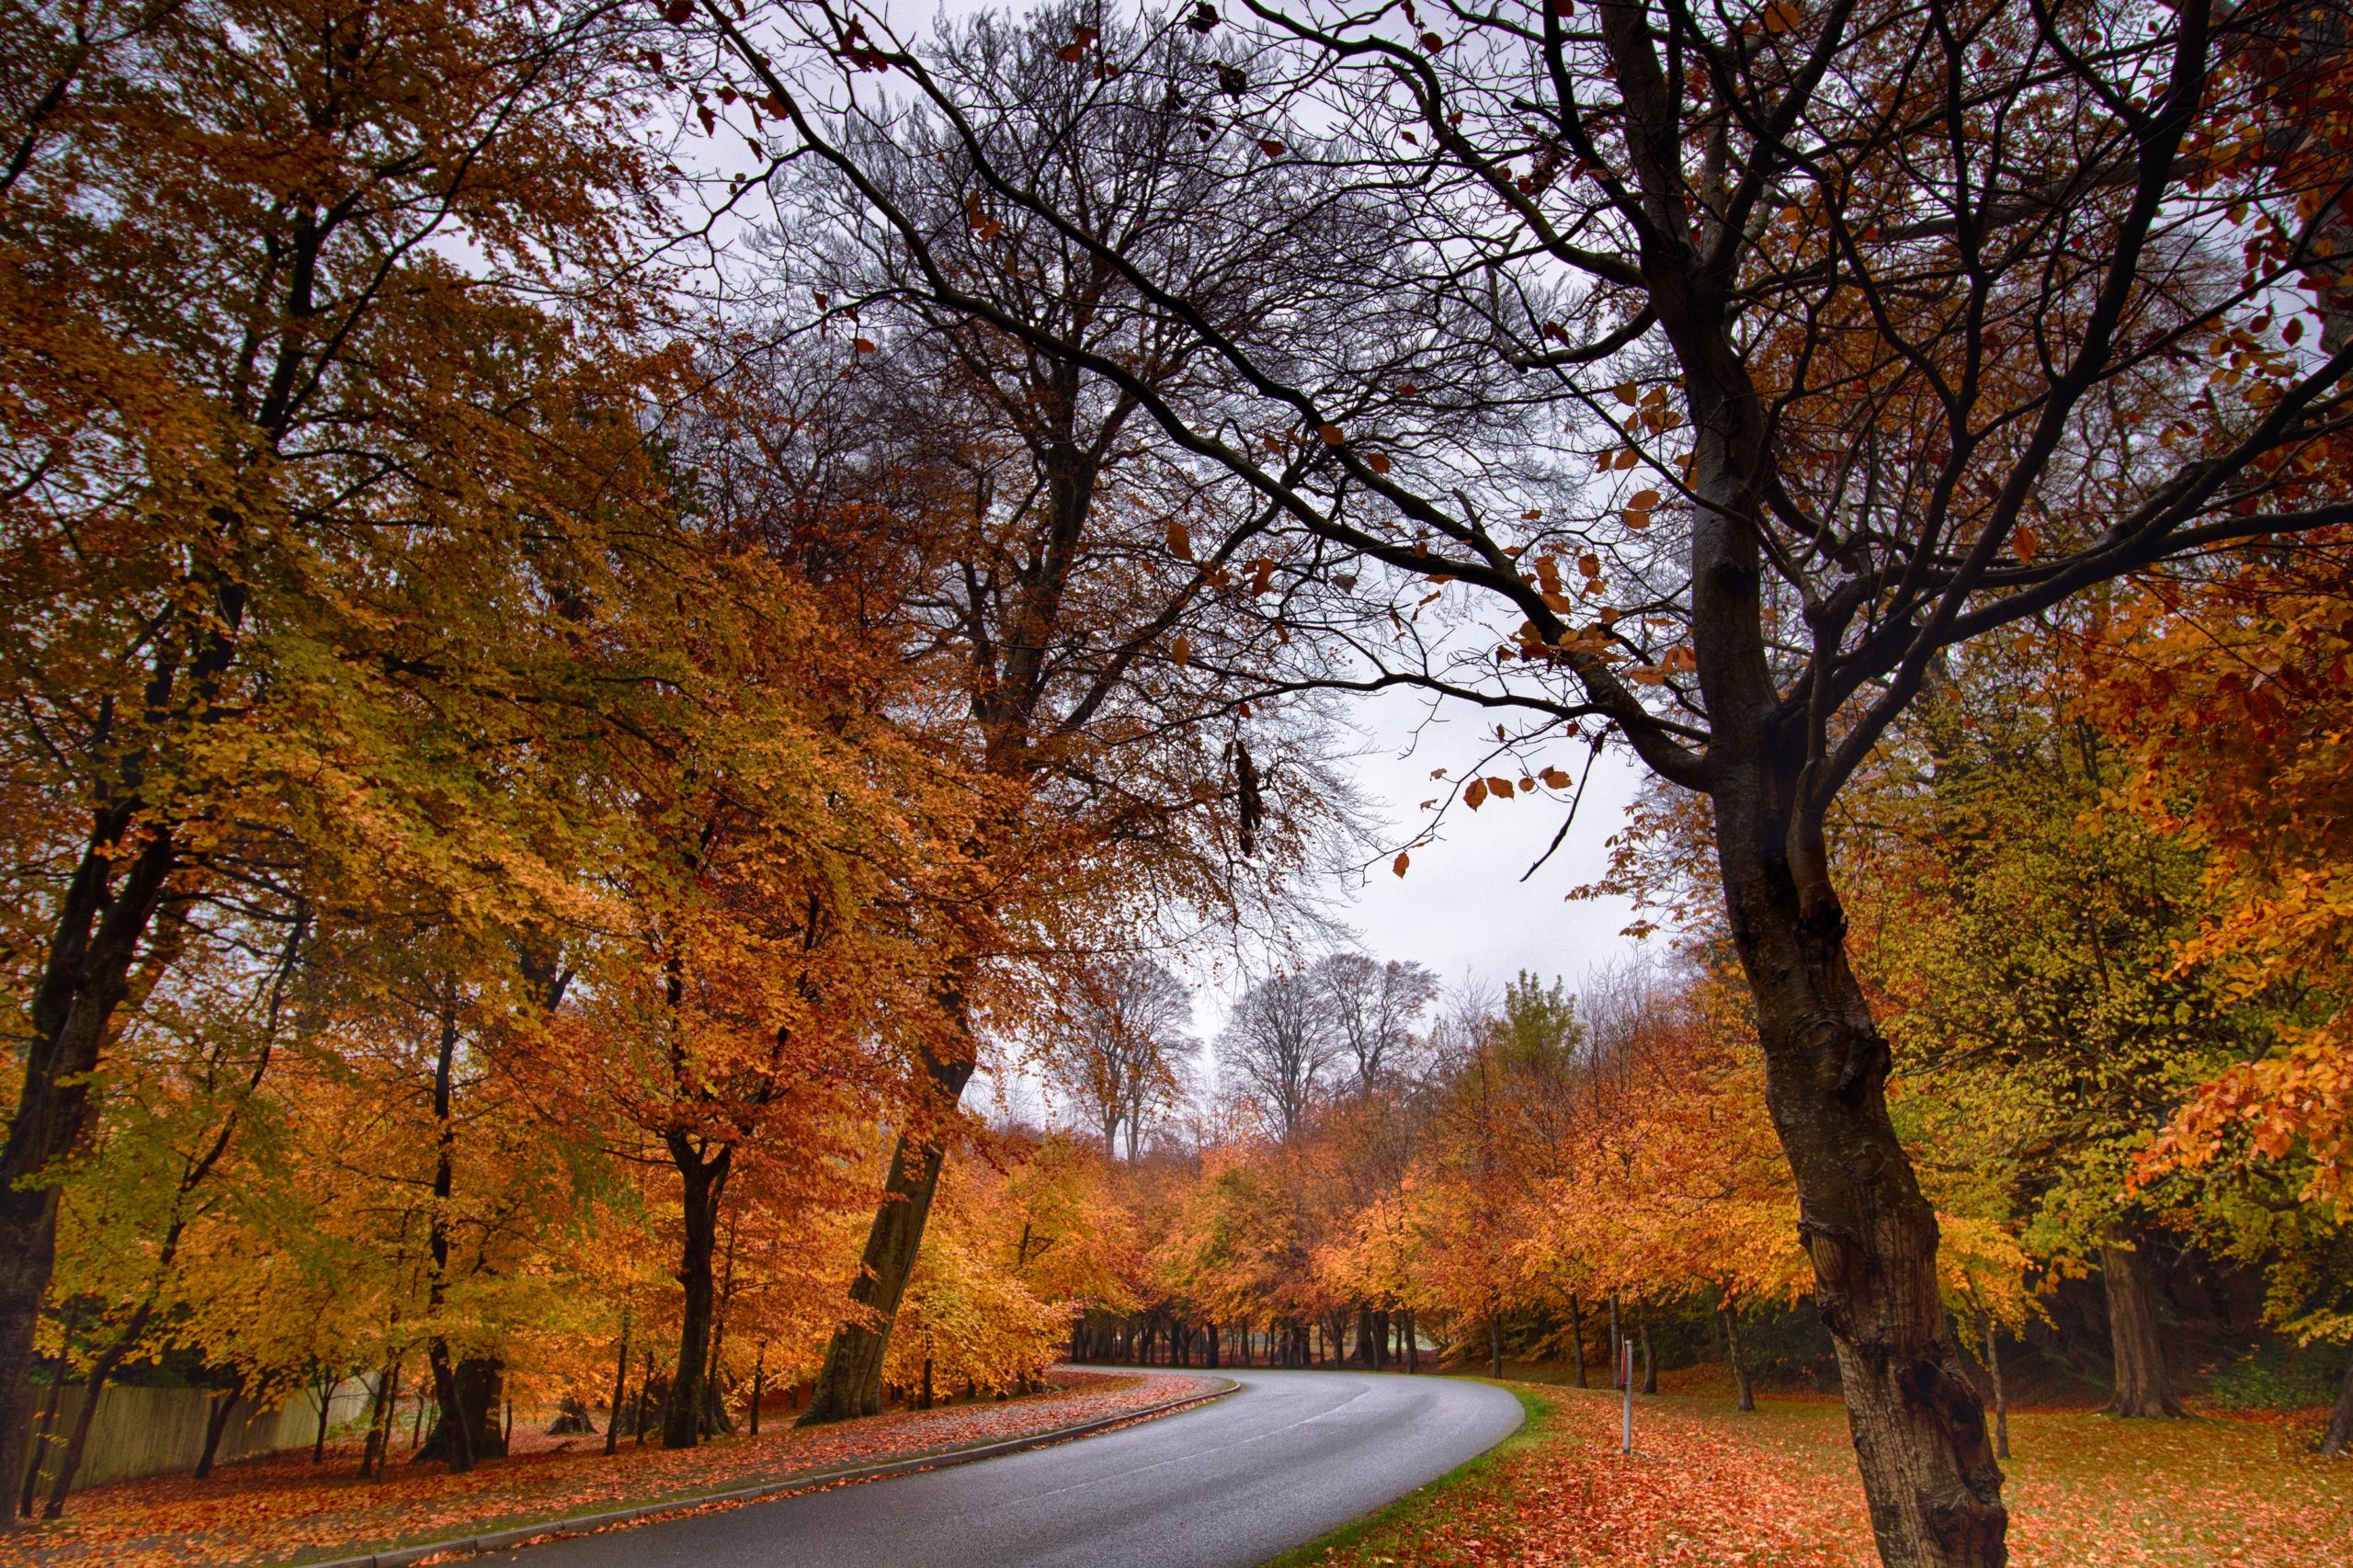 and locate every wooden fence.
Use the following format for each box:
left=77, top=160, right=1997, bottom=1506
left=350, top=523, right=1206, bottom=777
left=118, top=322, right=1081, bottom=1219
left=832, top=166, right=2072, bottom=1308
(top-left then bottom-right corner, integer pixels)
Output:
left=18, top=1376, right=376, bottom=1494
